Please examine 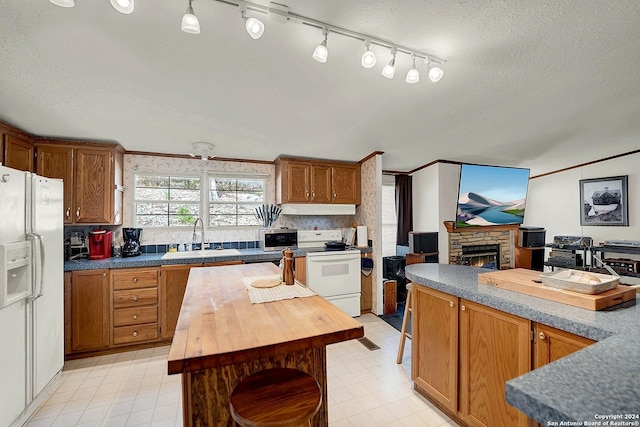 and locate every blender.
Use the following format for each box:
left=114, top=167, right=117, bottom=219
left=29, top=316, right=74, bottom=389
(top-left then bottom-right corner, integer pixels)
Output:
left=122, top=228, right=142, bottom=257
